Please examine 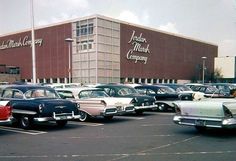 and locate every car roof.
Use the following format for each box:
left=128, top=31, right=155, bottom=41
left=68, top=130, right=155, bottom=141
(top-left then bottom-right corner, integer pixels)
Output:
left=2, top=85, right=54, bottom=93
